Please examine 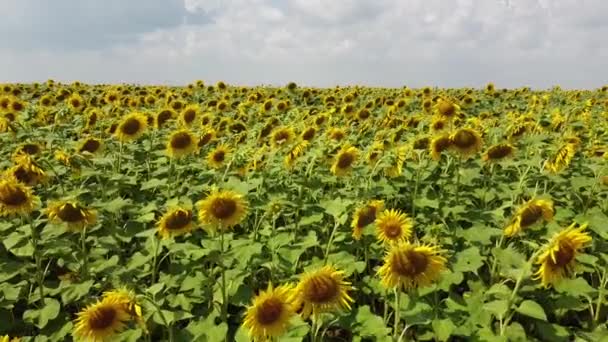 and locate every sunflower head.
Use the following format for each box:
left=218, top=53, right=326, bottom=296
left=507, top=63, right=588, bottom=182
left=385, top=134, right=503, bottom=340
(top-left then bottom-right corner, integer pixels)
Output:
left=351, top=200, right=384, bottom=240
left=243, top=283, right=296, bottom=341
left=73, top=297, right=131, bottom=342
left=116, top=112, right=148, bottom=142
left=206, top=144, right=231, bottom=169
left=78, top=138, right=103, bottom=155
left=482, top=143, right=515, bottom=162
left=180, top=105, right=200, bottom=126
left=155, top=108, right=176, bottom=129
left=271, top=127, right=295, bottom=148
left=300, top=127, right=316, bottom=141
left=166, top=129, right=197, bottom=159
left=46, top=201, right=97, bottom=231
left=450, top=128, right=482, bottom=156
left=430, top=134, right=452, bottom=161
left=331, top=145, right=359, bottom=176
left=435, top=99, right=459, bottom=119
left=534, top=223, right=592, bottom=287
left=0, top=178, right=38, bottom=217
left=102, top=288, right=144, bottom=329
left=378, top=242, right=447, bottom=290
left=6, top=161, right=47, bottom=186
left=197, top=189, right=248, bottom=231
left=328, top=127, right=346, bottom=141
left=375, top=209, right=413, bottom=245
left=294, top=265, right=353, bottom=319
left=157, top=207, right=194, bottom=239
left=504, top=198, right=554, bottom=237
